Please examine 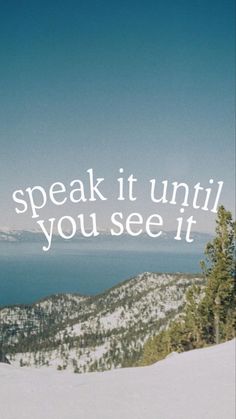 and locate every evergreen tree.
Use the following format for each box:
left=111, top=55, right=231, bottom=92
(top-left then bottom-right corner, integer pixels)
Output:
left=200, top=206, right=235, bottom=343
left=183, top=285, right=204, bottom=347
left=139, top=330, right=170, bottom=365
